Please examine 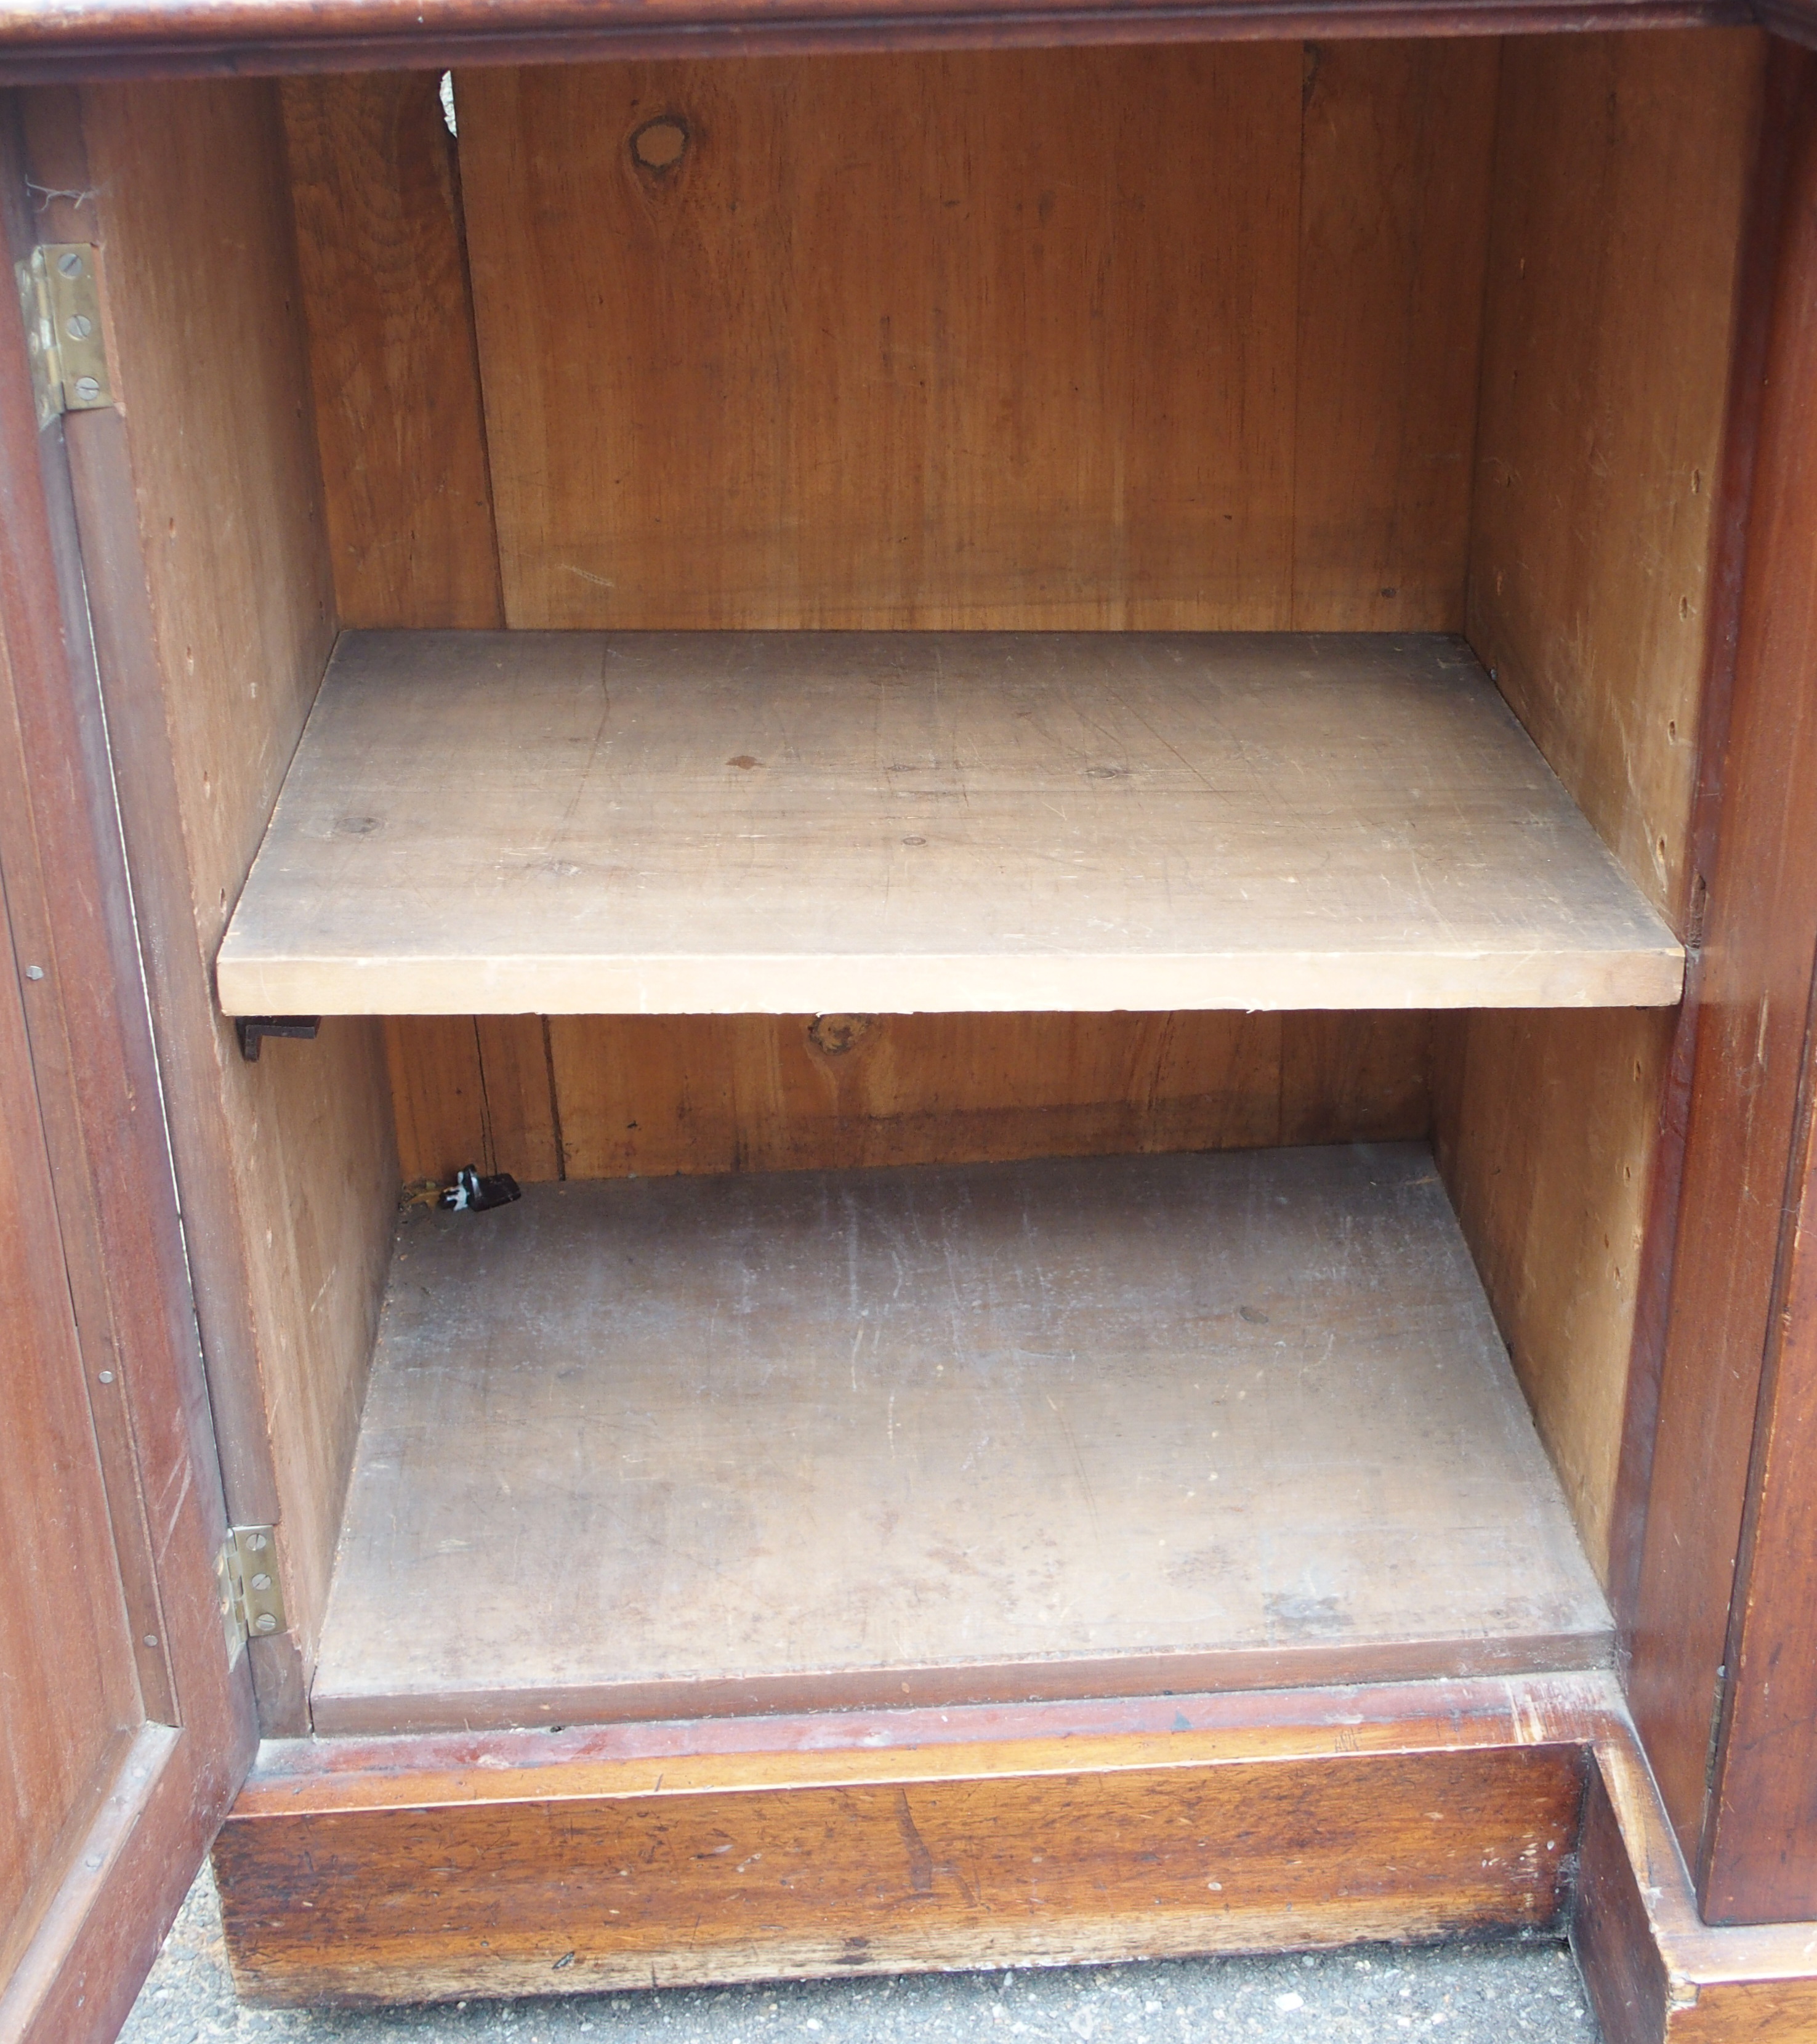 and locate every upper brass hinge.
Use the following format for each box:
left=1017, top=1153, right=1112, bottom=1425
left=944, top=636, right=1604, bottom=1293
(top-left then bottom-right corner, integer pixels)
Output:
left=15, top=243, right=112, bottom=429
left=216, top=1524, right=286, bottom=1663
